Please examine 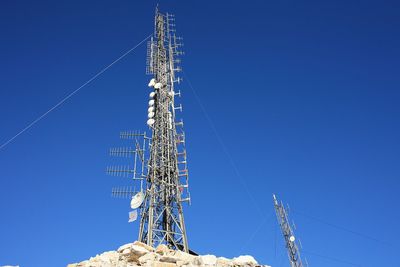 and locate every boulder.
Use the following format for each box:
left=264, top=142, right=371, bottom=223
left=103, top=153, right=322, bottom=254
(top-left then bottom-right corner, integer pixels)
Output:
left=131, top=245, right=149, bottom=256
left=191, top=257, right=204, bottom=266
left=119, top=245, right=148, bottom=264
left=98, top=251, right=119, bottom=264
left=122, top=248, right=132, bottom=256
left=171, top=250, right=194, bottom=262
left=200, top=255, right=217, bottom=266
left=217, top=257, right=233, bottom=267
left=155, top=244, right=172, bottom=255
left=133, top=241, right=155, bottom=252
left=159, top=255, right=179, bottom=263
left=139, top=252, right=159, bottom=265
left=233, top=255, right=258, bottom=266
left=118, top=243, right=133, bottom=253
